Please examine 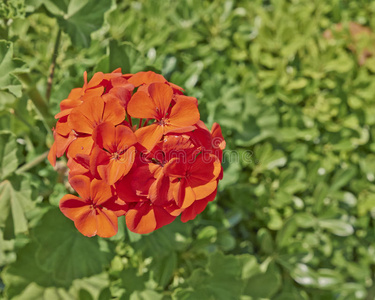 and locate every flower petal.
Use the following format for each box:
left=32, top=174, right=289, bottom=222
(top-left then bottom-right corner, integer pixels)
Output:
left=128, top=71, right=166, bottom=87
left=134, top=123, right=164, bottom=150
left=127, top=91, right=157, bottom=119
left=126, top=203, right=157, bottom=234
left=192, top=180, right=217, bottom=200
left=68, top=97, right=104, bottom=134
left=68, top=175, right=91, bottom=200
left=90, top=178, right=115, bottom=206
left=180, top=190, right=217, bottom=222
left=74, top=209, right=98, bottom=237
left=102, top=97, right=126, bottom=125
left=59, top=194, right=90, bottom=221
left=168, top=98, right=200, bottom=127
left=95, top=209, right=118, bottom=238
left=148, top=83, right=173, bottom=117
left=116, top=126, right=137, bottom=151
left=93, top=122, right=116, bottom=153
